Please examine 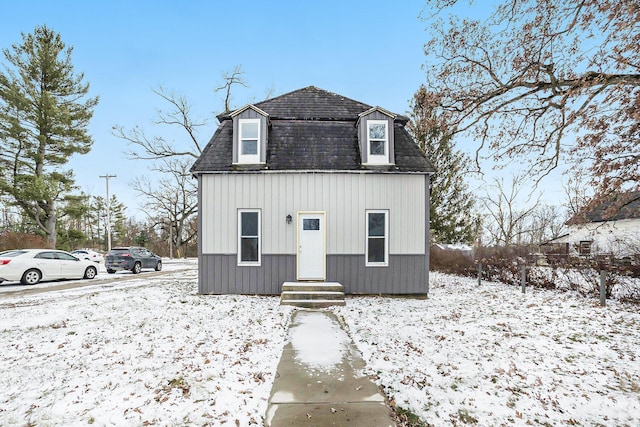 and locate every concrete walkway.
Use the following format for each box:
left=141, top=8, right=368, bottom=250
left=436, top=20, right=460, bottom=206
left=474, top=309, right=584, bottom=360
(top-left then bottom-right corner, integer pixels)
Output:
left=265, top=310, right=395, bottom=426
